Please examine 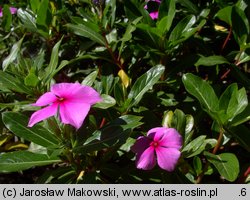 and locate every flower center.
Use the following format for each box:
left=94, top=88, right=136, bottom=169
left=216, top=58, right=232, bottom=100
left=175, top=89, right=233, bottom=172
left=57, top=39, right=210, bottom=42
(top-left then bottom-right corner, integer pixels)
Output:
left=55, top=95, right=65, bottom=102
left=58, top=97, right=64, bottom=101
left=151, top=141, right=159, bottom=148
